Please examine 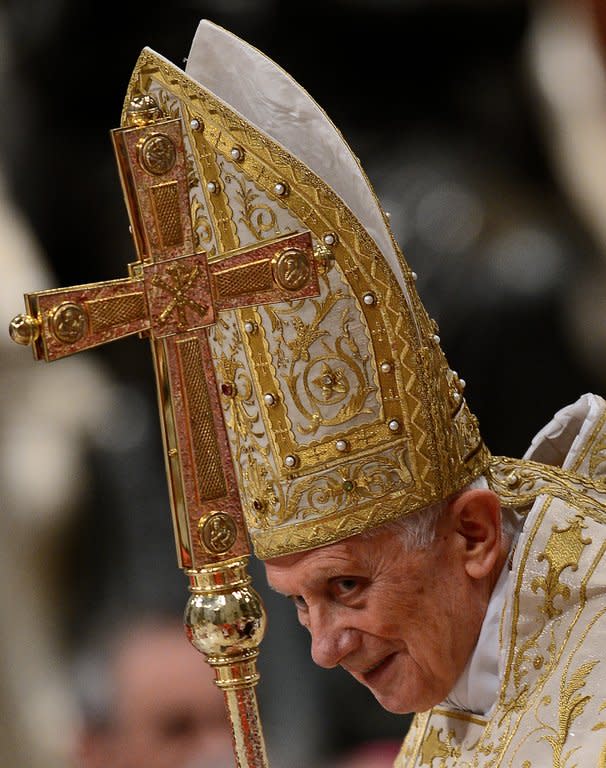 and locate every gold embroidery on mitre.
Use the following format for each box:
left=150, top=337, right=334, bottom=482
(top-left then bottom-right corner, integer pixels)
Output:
left=123, top=49, right=491, bottom=558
